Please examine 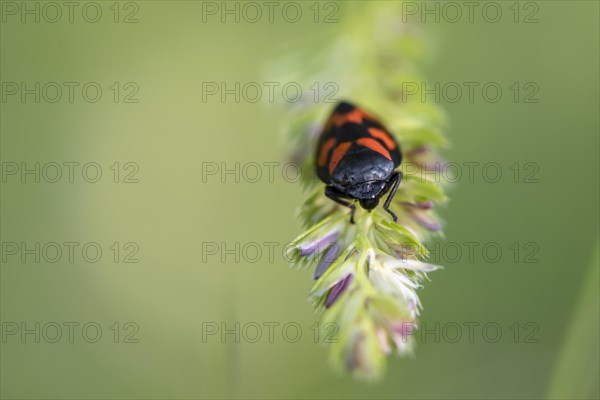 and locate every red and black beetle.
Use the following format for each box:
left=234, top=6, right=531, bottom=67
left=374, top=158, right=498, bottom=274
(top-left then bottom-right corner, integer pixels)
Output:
left=315, top=101, right=403, bottom=223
